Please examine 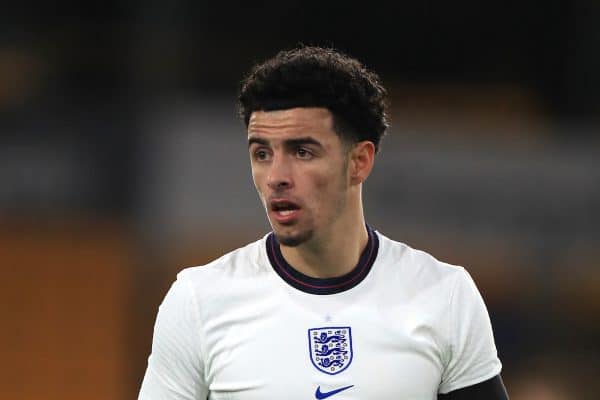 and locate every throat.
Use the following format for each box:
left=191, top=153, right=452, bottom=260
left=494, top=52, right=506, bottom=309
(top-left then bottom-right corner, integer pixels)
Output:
left=279, top=226, right=369, bottom=279
left=266, top=224, right=378, bottom=295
